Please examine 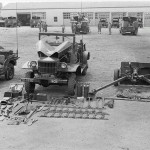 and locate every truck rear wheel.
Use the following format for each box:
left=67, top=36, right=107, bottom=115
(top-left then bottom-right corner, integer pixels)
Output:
left=5, top=63, right=14, bottom=80
left=25, top=71, right=35, bottom=93
left=68, top=73, right=76, bottom=96
left=114, top=69, right=120, bottom=86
